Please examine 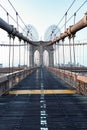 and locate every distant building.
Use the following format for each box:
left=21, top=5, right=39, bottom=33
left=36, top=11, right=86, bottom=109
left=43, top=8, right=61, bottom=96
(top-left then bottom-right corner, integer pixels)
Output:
left=0, top=64, right=3, bottom=68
